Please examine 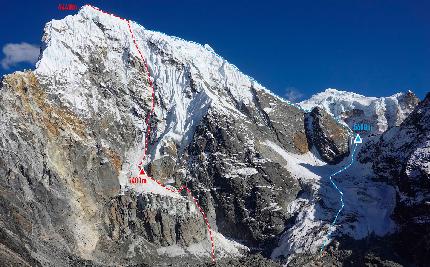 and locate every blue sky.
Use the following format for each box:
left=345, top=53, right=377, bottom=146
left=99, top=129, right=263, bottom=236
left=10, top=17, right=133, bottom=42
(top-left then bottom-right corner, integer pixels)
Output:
left=1, top=0, right=428, bottom=100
